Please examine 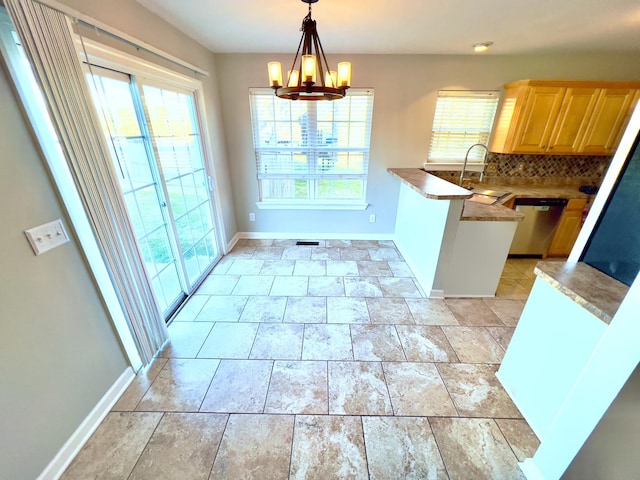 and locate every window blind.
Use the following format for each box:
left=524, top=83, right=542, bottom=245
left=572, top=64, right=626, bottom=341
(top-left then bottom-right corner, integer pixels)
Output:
left=249, top=89, right=374, bottom=203
left=428, top=90, right=499, bottom=162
